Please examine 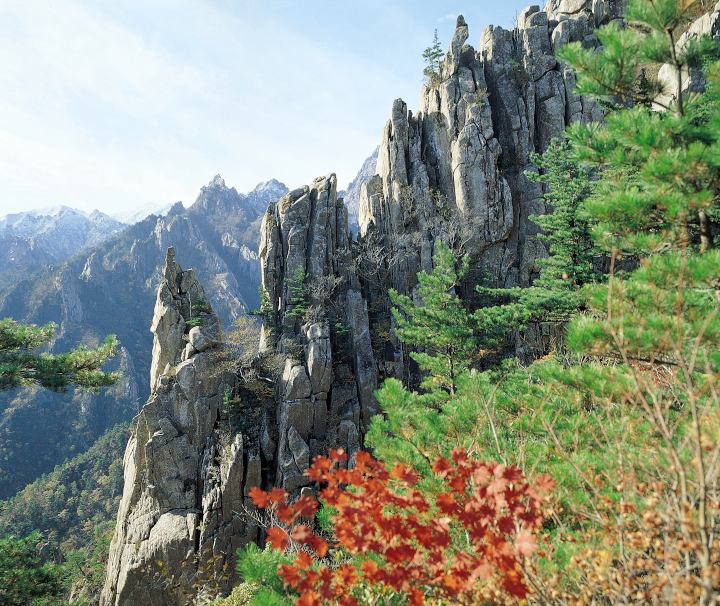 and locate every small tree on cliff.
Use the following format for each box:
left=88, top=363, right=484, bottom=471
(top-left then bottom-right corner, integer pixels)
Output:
left=422, top=29, right=444, bottom=84
left=0, top=318, right=119, bottom=392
